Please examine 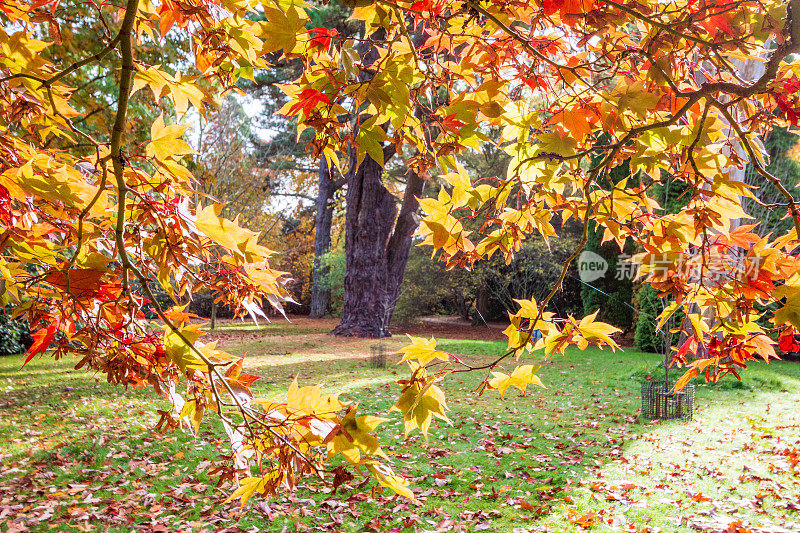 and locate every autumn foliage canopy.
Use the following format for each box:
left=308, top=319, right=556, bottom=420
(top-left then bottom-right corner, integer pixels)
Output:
left=2, top=0, right=800, bottom=503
